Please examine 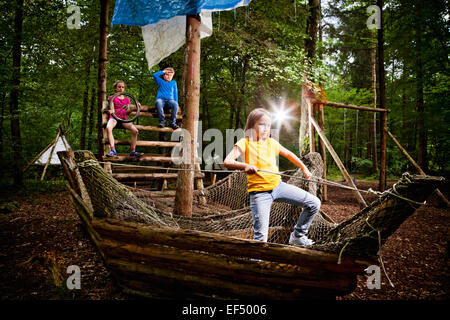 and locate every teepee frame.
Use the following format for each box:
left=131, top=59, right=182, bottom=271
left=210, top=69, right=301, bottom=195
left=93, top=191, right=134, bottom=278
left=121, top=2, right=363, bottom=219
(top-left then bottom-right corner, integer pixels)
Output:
left=23, top=124, right=71, bottom=180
